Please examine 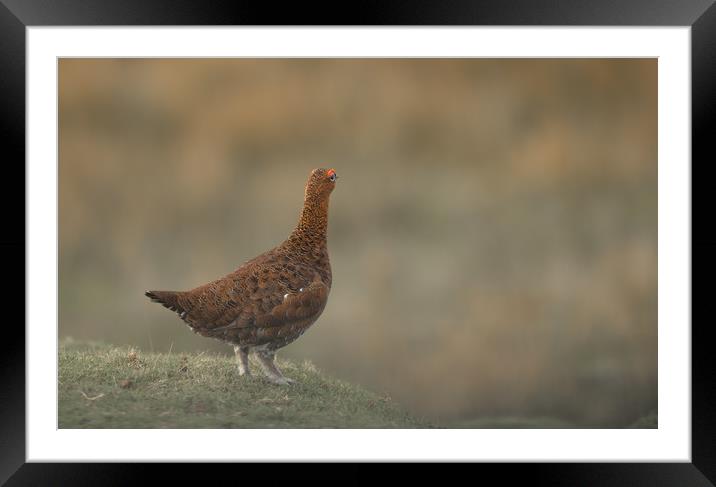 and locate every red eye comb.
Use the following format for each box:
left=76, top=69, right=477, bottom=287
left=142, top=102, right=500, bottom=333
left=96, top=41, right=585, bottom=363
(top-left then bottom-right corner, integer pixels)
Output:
left=326, top=169, right=336, bottom=178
